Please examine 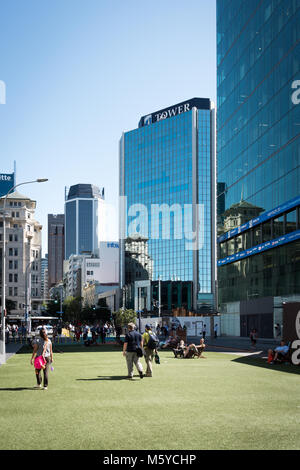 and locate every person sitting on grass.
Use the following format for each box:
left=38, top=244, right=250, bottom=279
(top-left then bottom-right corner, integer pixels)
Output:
left=173, top=340, right=186, bottom=358
left=183, top=338, right=206, bottom=359
left=267, top=340, right=289, bottom=364
left=161, top=335, right=180, bottom=350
